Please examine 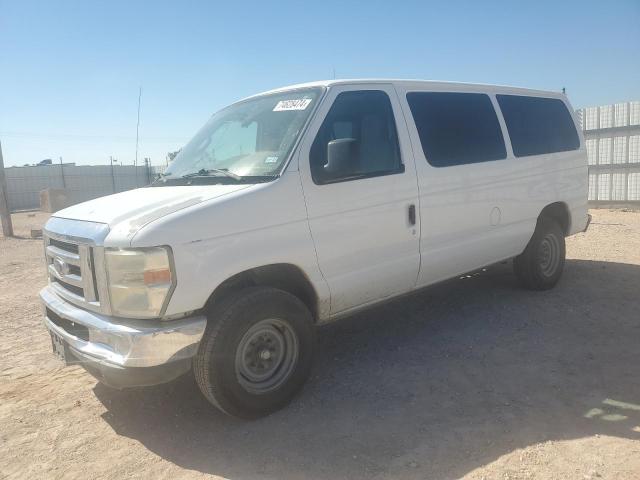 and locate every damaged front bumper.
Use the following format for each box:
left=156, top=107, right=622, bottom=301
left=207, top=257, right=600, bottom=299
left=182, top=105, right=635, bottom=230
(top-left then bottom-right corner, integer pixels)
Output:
left=40, top=286, right=206, bottom=388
